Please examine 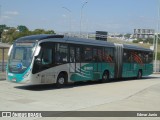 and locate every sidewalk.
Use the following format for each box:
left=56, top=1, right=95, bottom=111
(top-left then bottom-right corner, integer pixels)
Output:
left=0, top=72, right=6, bottom=80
